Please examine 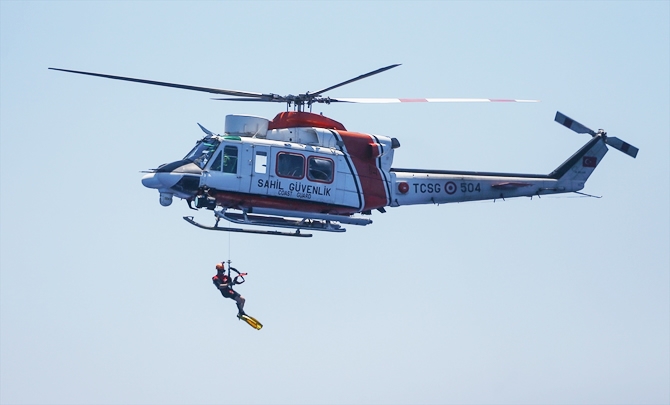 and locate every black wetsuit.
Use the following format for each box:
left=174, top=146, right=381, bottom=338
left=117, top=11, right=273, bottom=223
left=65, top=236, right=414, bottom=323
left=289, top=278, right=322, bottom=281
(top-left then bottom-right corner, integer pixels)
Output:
left=212, top=273, right=240, bottom=300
